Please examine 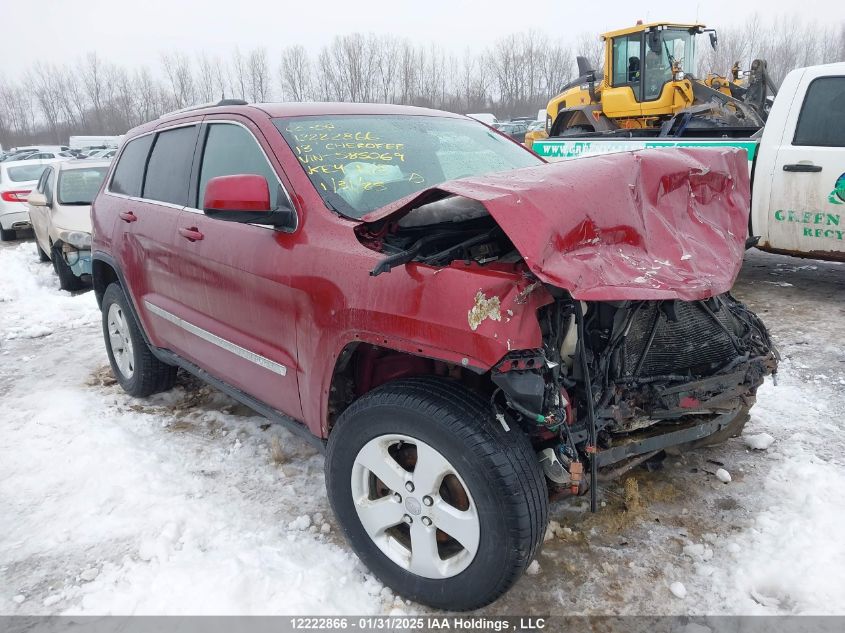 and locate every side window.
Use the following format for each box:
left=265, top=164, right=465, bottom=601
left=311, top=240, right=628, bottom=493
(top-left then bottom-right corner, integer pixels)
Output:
left=612, top=35, right=641, bottom=87
left=110, top=135, right=154, bottom=197
left=793, top=77, right=845, bottom=147
left=198, top=123, right=282, bottom=210
left=43, top=168, right=54, bottom=205
left=143, top=125, right=199, bottom=206
left=35, top=168, right=50, bottom=193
